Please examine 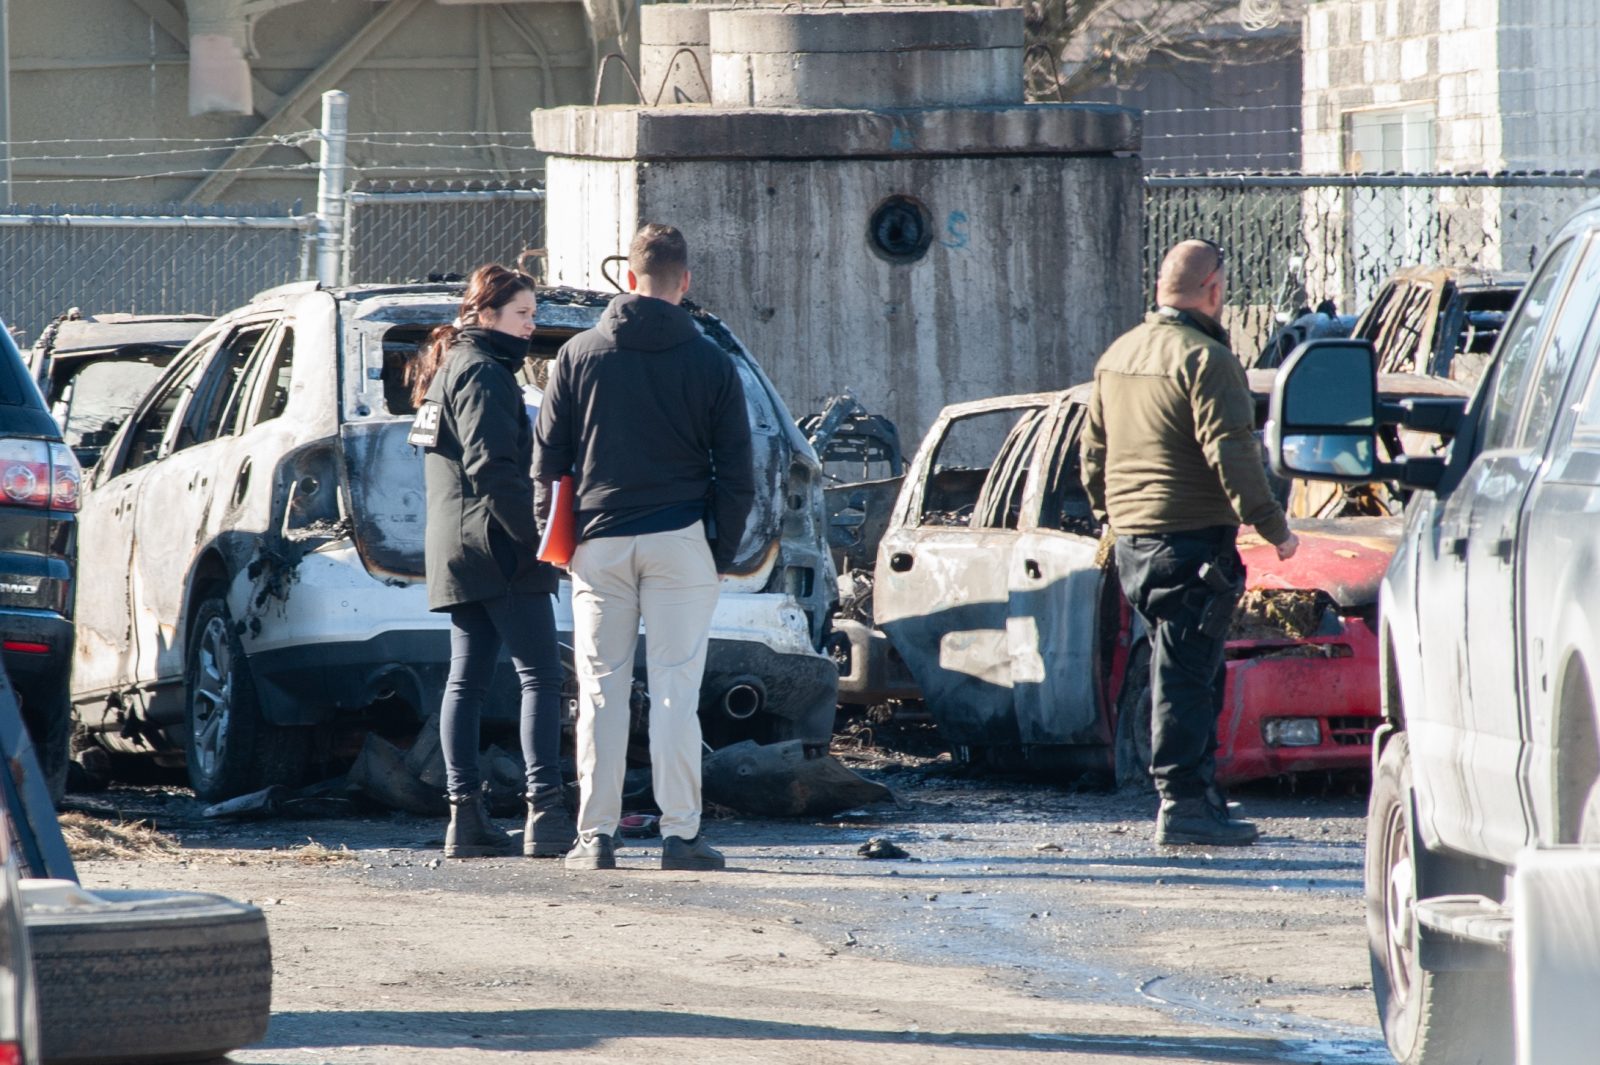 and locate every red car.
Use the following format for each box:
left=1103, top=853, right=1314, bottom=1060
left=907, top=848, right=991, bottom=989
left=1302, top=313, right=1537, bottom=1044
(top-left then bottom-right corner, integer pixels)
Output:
left=870, top=372, right=1464, bottom=785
